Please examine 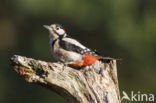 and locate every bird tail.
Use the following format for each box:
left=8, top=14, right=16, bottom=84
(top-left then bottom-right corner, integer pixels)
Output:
left=98, top=57, right=122, bottom=63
